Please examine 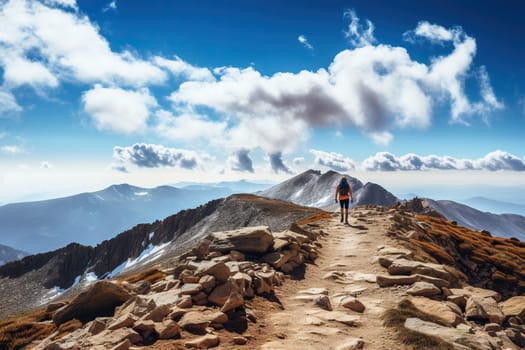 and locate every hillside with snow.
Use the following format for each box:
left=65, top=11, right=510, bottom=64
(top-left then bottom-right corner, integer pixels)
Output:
left=259, top=169, right=398, bottom=209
